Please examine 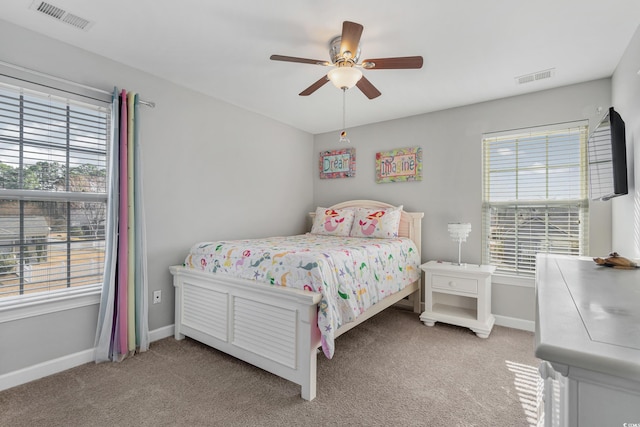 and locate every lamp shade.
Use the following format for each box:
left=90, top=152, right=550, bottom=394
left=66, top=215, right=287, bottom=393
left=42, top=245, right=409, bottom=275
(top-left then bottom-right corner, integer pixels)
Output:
left=328, top=67, right=363, bottom=89
left=448, top=223, right=471, bottom=242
